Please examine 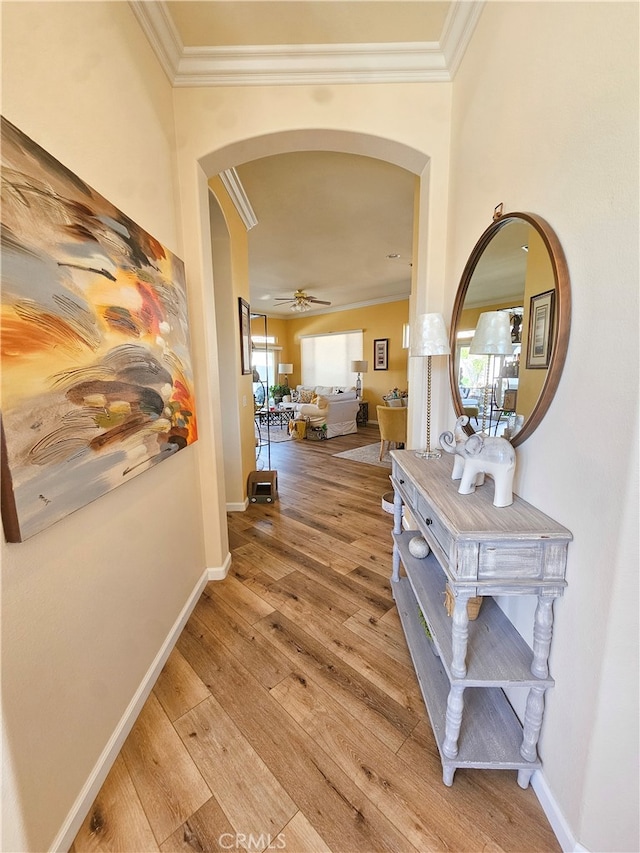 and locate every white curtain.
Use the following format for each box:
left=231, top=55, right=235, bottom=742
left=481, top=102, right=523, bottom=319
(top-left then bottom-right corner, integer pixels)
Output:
left=300, top=330, right=363, bottom=388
